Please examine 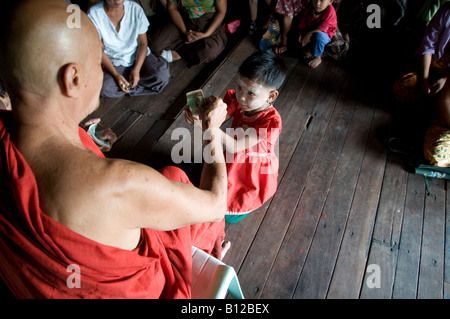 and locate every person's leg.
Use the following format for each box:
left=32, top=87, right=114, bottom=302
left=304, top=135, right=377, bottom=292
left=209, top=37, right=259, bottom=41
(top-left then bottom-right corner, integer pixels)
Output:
left=148, top=20, right=185, bottom=56
left=275, top=15, right=293, bottom=54
left=309, top=31, right=331, bottom=68
left=189, top=28, right=227, bottom=66
left=129, top=54, right=170, bottom=96
left=182, top=13, right=227, bottom=67
left=100, top=66, right=128, bottom=98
